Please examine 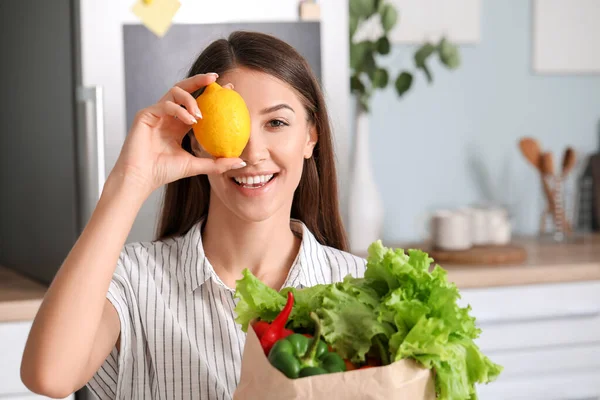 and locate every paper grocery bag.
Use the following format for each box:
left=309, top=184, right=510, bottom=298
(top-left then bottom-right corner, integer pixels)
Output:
left=233, top=326, right=436, bottom=400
